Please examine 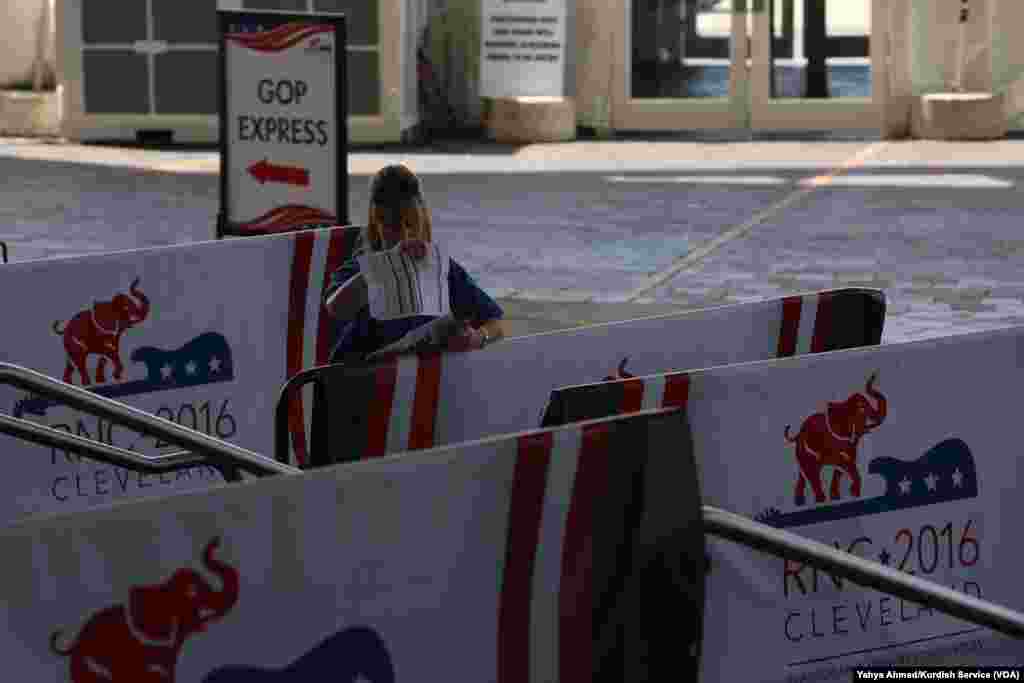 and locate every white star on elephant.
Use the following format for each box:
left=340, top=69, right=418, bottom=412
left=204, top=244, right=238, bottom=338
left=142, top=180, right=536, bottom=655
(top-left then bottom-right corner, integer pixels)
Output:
left=924, top=473, right=939, bottom=491
left=209, top=356, right=222, bottom=373
left=898, top=477, right=912, bottom=494
left=185, top=360, right=197, bottom=376
left=160, top=364, right=173, bottom=381
left=952, top=468, right=964, bottom=487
